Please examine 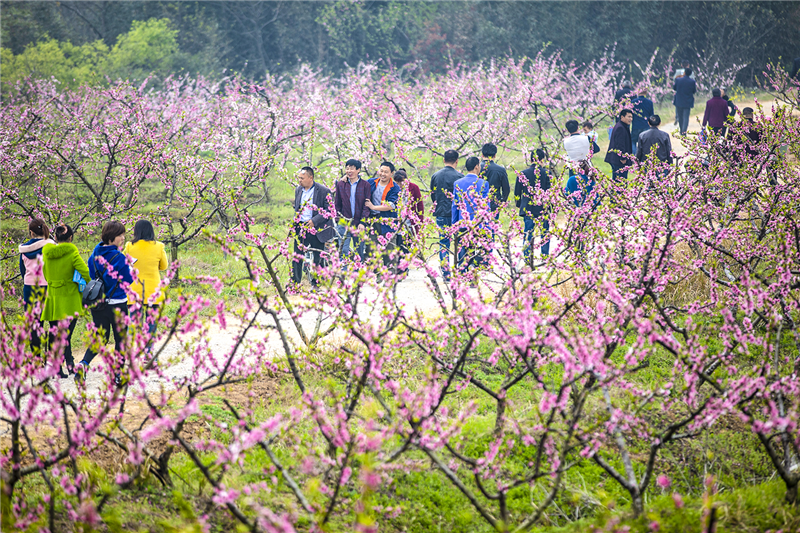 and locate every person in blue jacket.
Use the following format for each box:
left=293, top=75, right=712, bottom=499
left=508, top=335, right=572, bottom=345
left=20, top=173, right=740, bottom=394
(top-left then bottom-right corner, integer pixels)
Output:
left=673, top=67, right=697, bottom=135
left=564, top=160, right=599, bottom=210
left=630, top=89, right=655, bottom=154
left=453, top=156, right=492, bottom=274
left=75, top=220, right=133, bottom=385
